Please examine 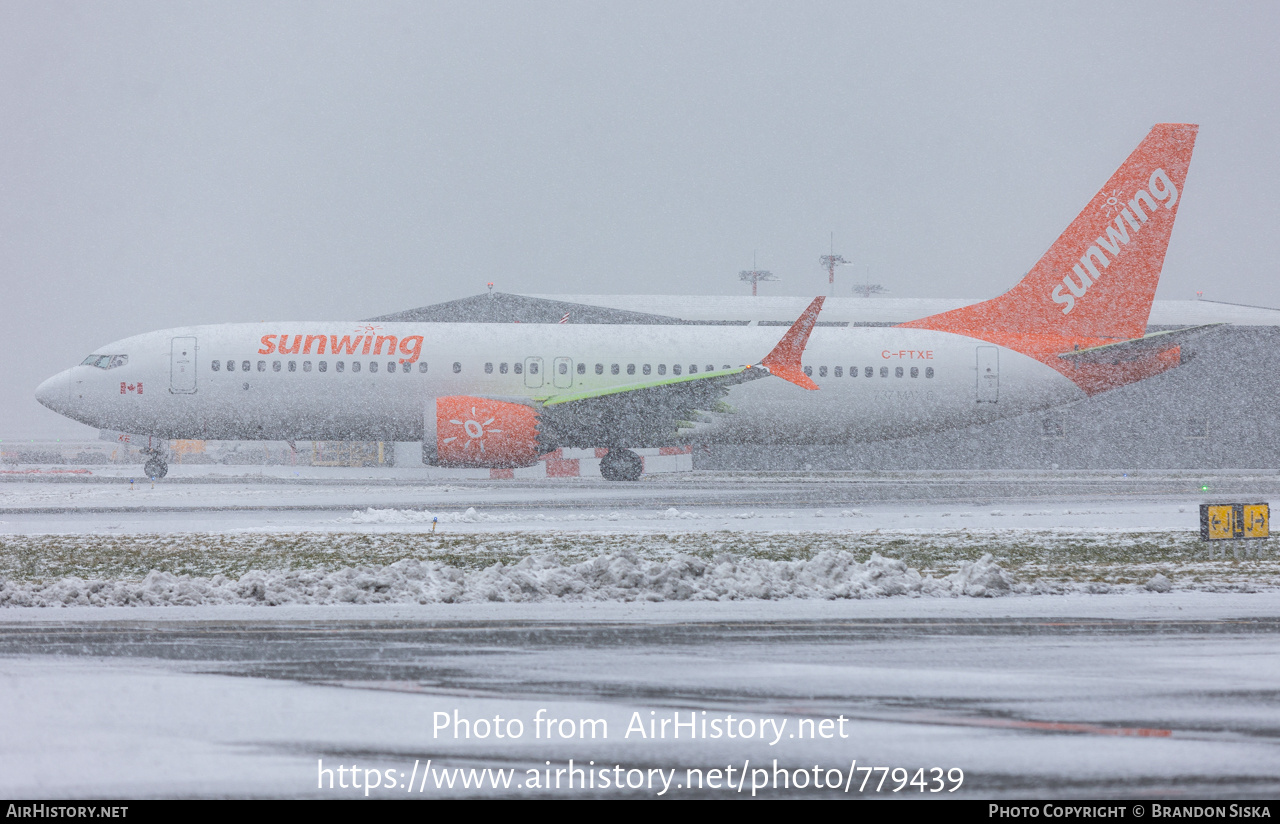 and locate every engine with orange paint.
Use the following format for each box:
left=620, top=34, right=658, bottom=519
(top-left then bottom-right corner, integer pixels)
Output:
left=435, top=396, right=541, bottom=468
